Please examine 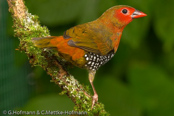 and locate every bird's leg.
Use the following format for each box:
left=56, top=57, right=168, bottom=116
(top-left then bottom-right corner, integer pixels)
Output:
left=89, top=70, right=98, bottom=109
